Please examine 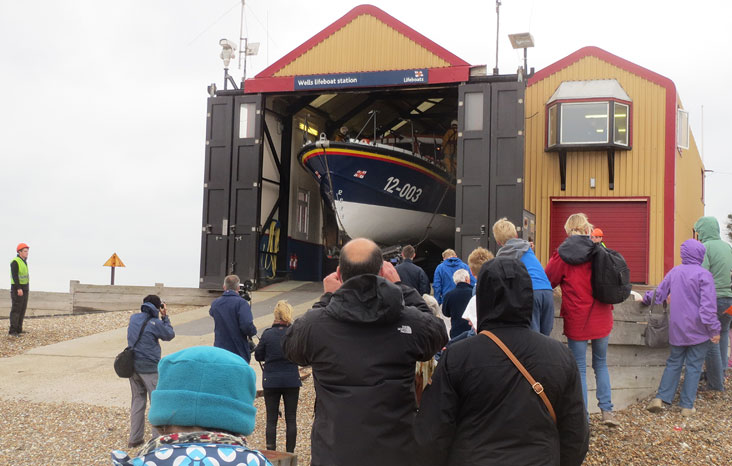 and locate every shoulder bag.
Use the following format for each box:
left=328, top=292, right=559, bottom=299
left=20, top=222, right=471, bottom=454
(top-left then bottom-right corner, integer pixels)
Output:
left=643, top=291, right=669, bottom=348
left=114, top=317, right=152, bottom=378
left=480, top=330, right=557, bottom=424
